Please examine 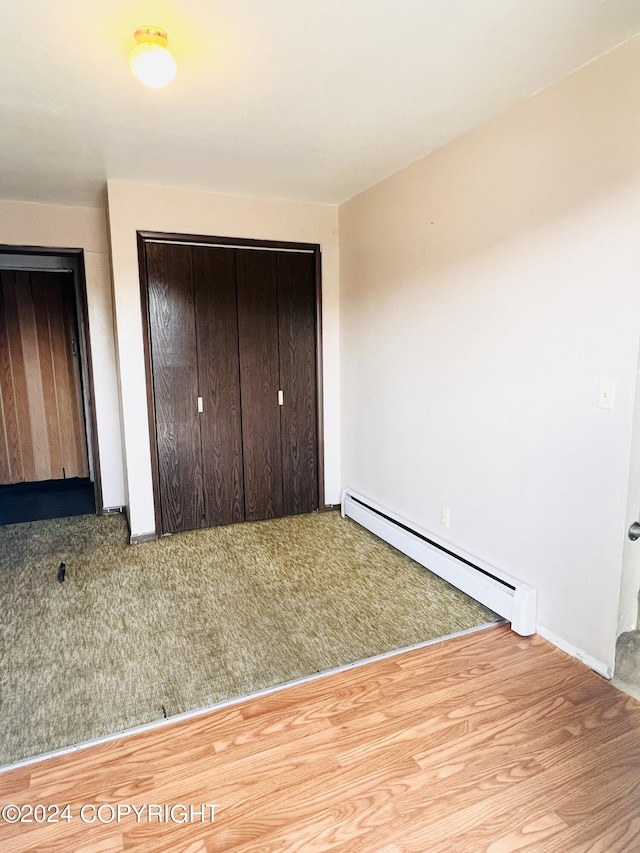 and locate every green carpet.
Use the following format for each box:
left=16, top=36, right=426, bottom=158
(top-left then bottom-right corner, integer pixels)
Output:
left=0, top=511, right=496, bottom=766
